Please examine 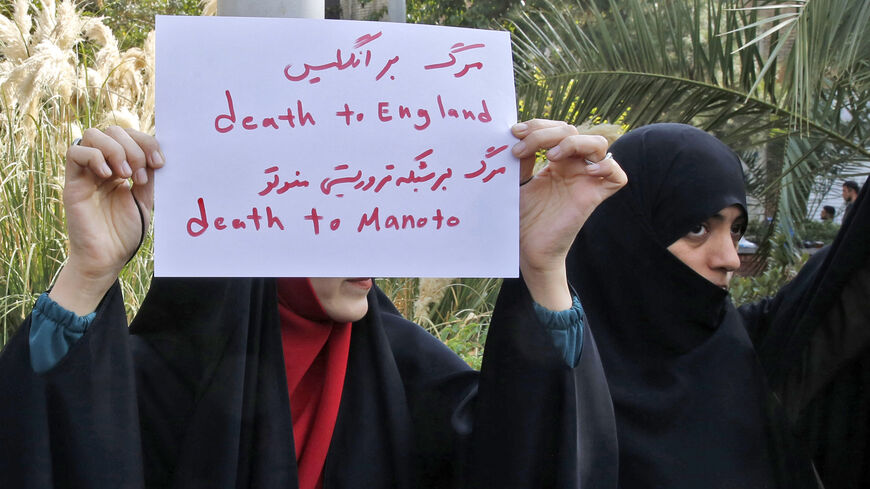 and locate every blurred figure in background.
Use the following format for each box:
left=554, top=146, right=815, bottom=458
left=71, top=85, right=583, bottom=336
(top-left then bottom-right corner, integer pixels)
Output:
left=842, top=180, right=859, bottom=220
